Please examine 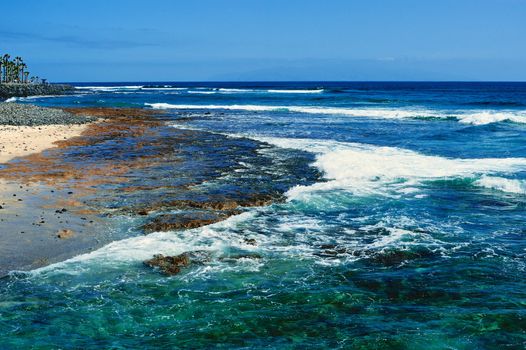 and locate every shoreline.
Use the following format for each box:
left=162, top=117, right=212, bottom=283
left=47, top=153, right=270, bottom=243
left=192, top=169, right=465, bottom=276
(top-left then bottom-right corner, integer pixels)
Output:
left=0, top=105, right=285, bottom=277
left=0, top=105, right=102, bottom=277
